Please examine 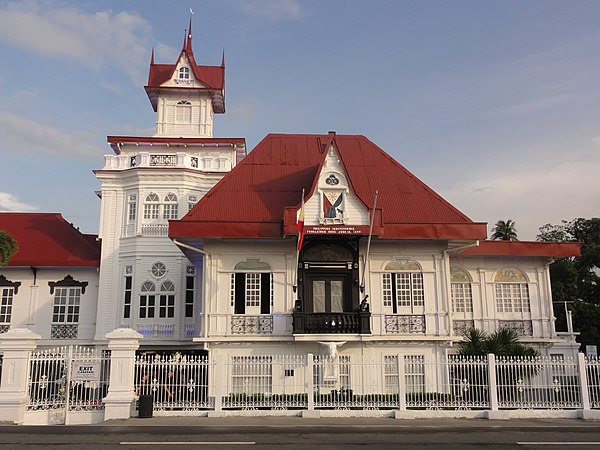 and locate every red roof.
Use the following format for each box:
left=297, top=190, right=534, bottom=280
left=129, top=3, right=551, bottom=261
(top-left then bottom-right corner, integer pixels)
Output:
left=461, top=240, right=580, bottom=257
left=169, top=133, right=488, bottom=240
left=0, top=213, right=100, bottom=267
